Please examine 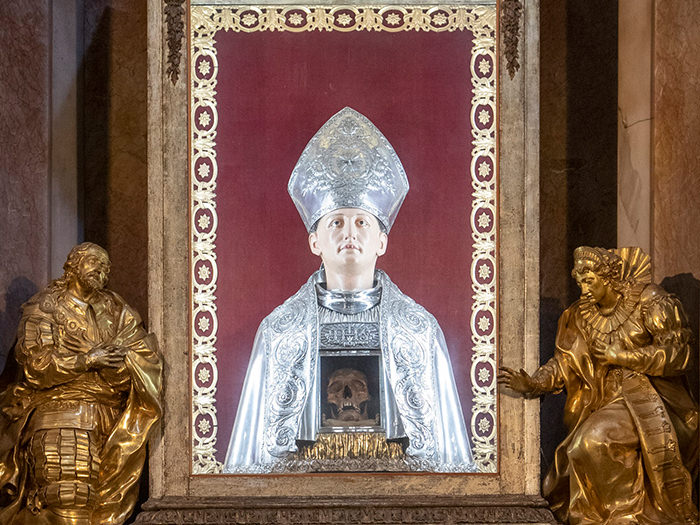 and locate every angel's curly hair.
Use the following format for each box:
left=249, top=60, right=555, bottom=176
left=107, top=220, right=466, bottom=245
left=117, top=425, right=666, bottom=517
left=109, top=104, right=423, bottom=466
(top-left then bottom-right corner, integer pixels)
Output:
left=571, top=246, right=624, bottom=290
